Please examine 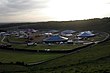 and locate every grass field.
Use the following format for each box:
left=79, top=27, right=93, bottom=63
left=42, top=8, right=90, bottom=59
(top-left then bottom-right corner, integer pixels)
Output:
left=29, top=40, right=110, bottom=73
left=0, top=65, right=28, bottom=73
left=8, top=36, right=27, bottom=42
left=0, top=49, right=63, bottom=64
left=11, top=44, right=82, bottom=50
left=0, top=18, right=110, bottom=73
left=0, top=38, right=110, bottom=73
